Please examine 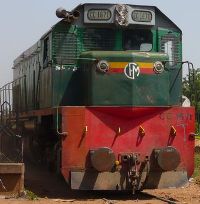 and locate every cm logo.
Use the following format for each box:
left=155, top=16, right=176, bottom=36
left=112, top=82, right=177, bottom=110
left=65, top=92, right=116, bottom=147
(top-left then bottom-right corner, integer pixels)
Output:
left=124, top=63, right=140, bottom=80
